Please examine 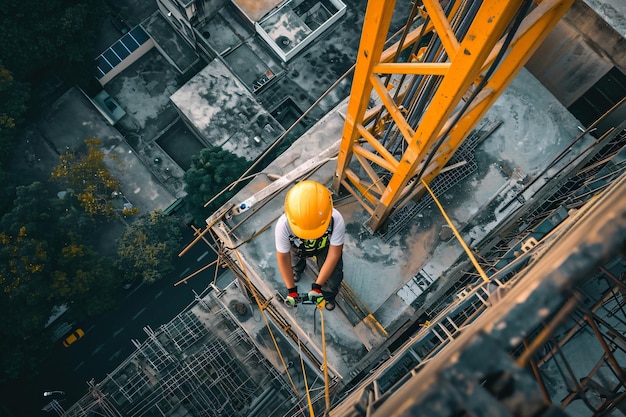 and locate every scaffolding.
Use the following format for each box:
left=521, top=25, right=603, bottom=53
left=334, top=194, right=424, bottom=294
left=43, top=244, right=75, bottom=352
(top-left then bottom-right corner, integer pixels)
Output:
left=183, top=109, right=626, bottom=417
left=63, top=291, right=295, bottom=417
left=519, top=266, right=626, bottom=416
